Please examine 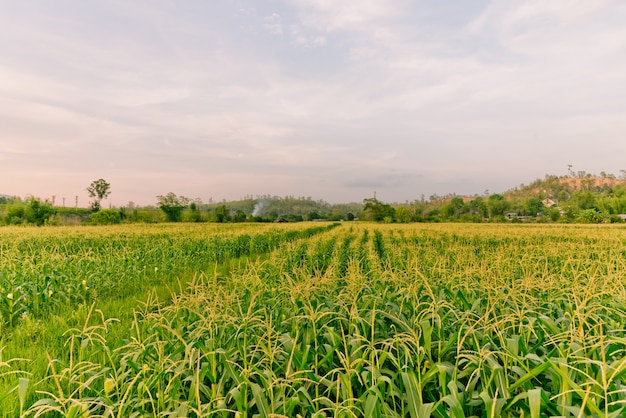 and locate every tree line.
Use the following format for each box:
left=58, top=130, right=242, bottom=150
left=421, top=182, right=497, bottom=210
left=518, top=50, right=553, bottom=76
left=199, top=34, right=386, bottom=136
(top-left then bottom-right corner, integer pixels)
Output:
left=2, top=174, right=626, bottom=226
